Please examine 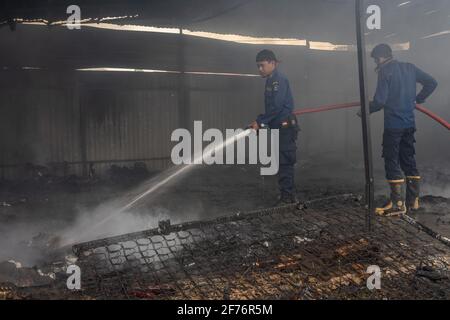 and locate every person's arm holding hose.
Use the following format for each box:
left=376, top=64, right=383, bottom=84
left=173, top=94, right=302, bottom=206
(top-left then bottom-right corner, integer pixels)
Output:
left=249, top=74, right=288, bottom=130
left=253, top=78, right=288, bottom=129
left=358, top=69, right=389, bottom=117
